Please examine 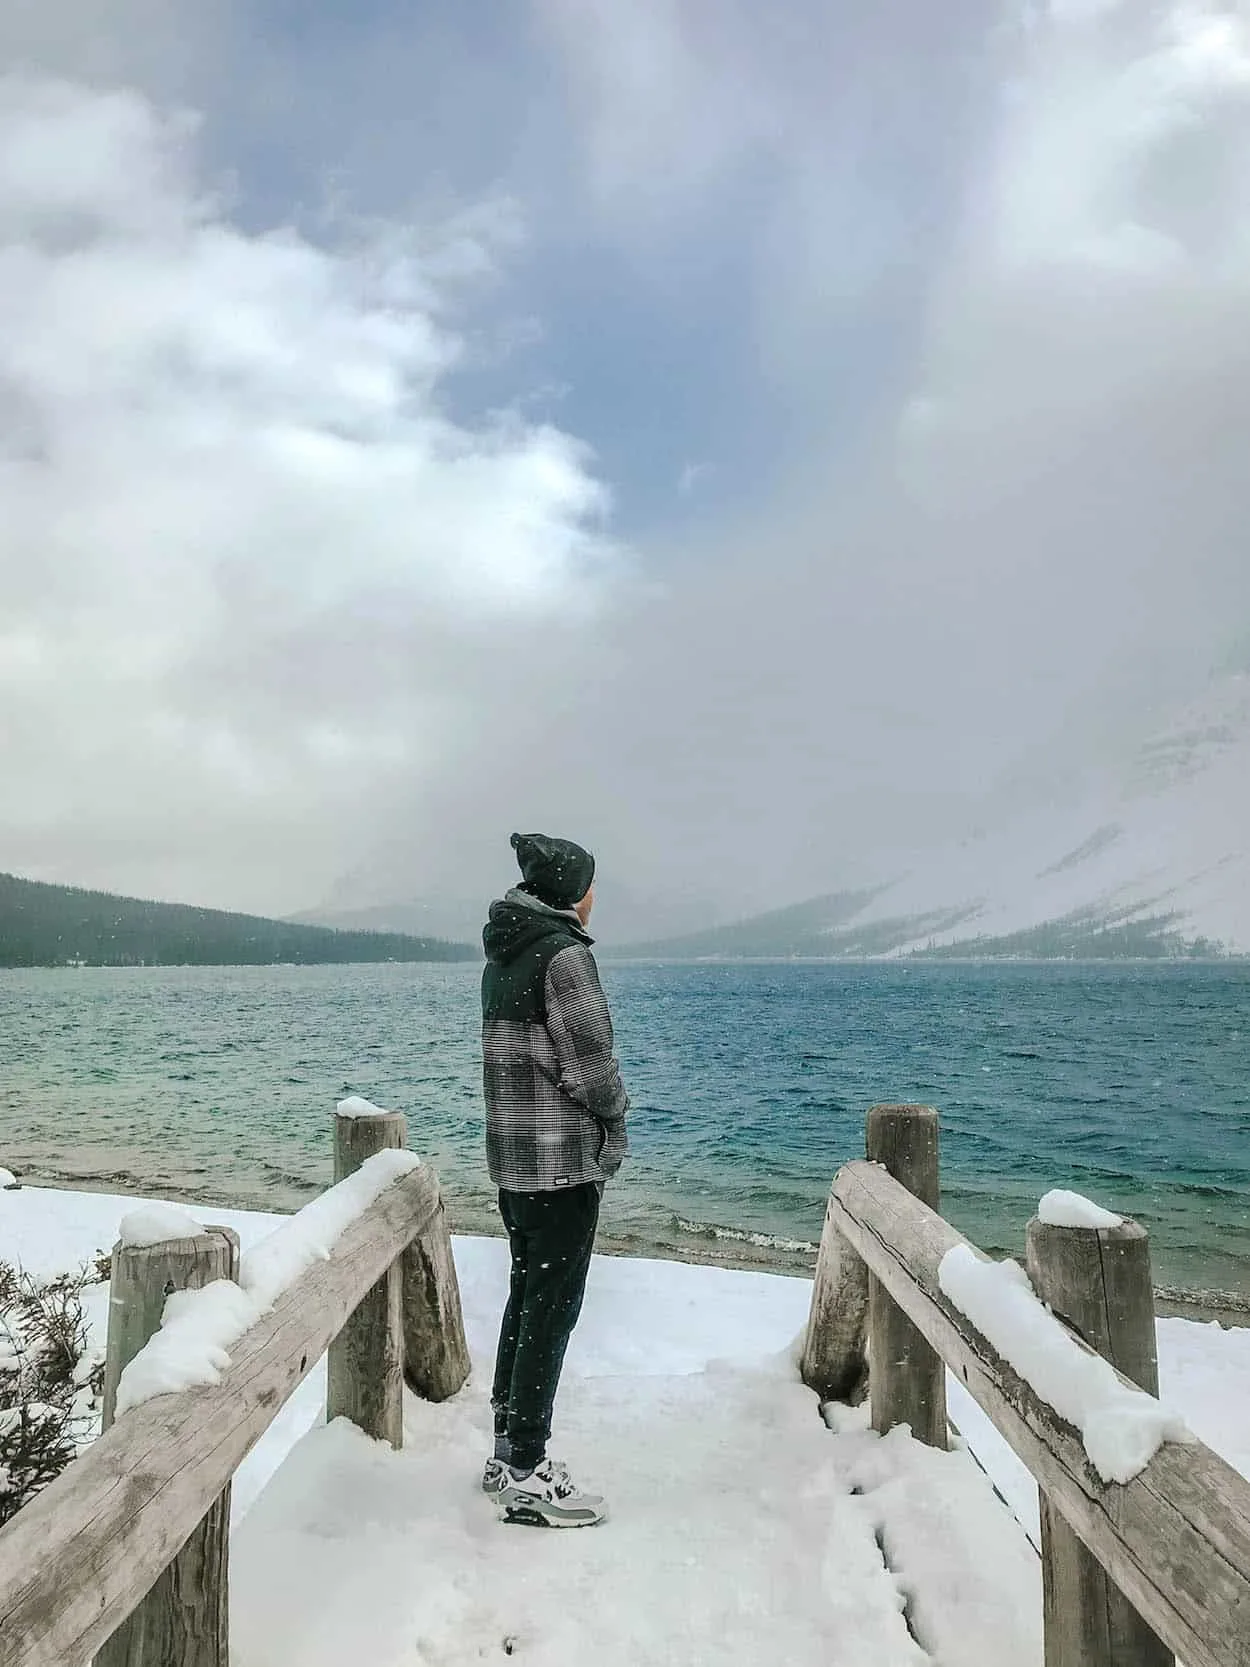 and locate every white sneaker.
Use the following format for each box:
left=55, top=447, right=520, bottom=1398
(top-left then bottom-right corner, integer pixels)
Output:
left=497, top=1457, right=607, bottom=1528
